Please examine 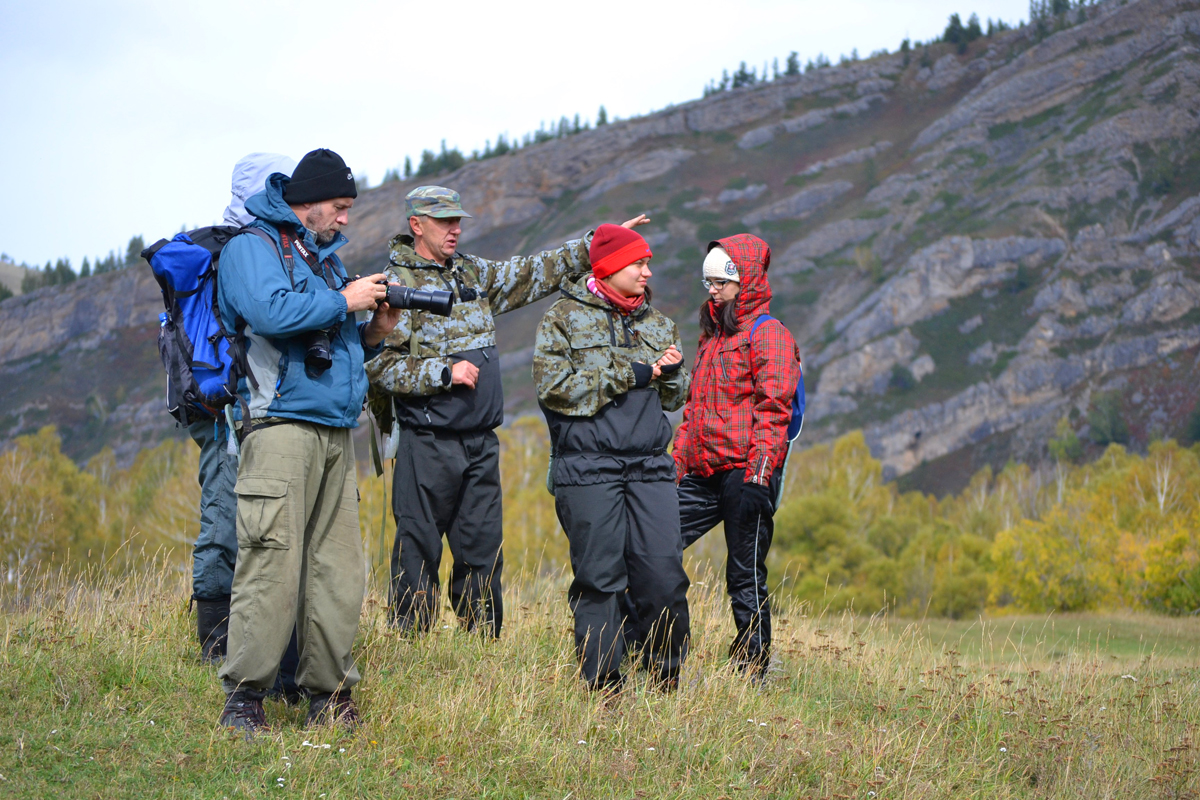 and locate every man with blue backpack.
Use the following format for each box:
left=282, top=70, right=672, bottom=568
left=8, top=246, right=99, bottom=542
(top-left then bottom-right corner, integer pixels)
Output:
left=210, top=148, right=401, bottom=732
left=671, top=236, right=804, bottom=682
left=144, top=153, right=298, bottom=674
